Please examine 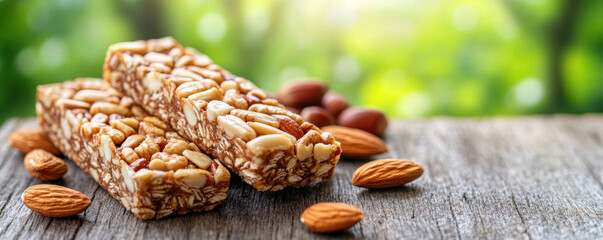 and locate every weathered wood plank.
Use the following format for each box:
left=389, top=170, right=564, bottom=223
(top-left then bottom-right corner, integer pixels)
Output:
left=0, top=116, right=602, bottom=240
